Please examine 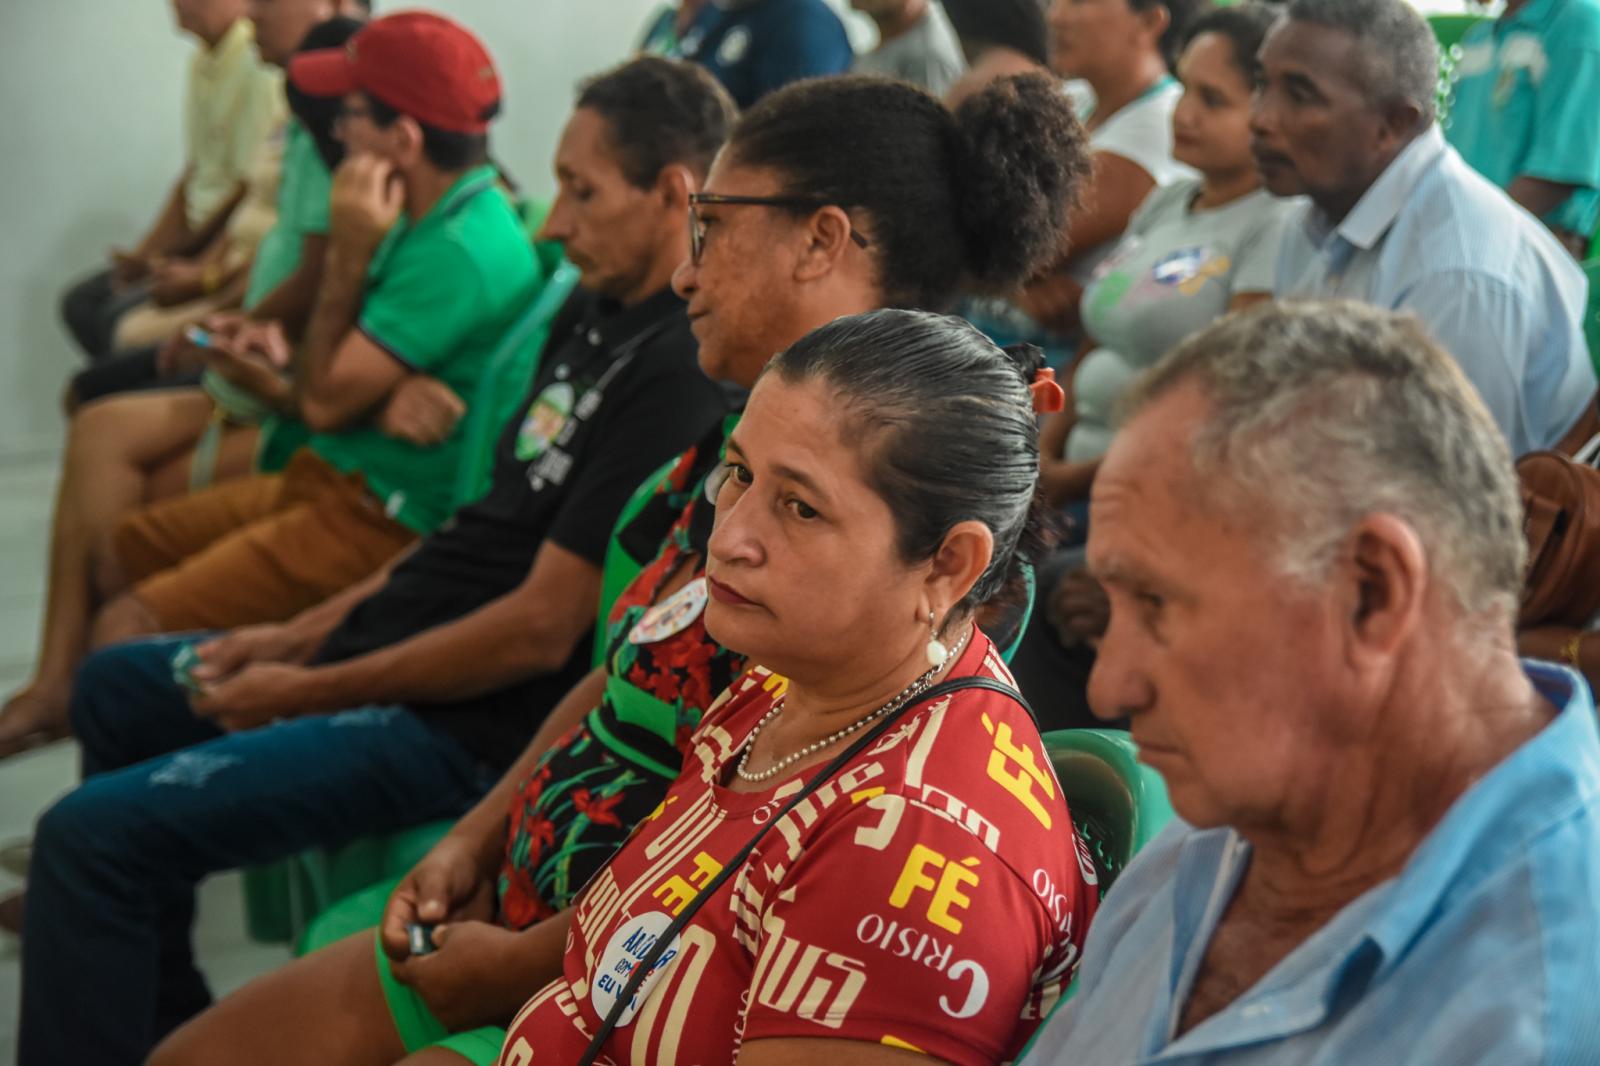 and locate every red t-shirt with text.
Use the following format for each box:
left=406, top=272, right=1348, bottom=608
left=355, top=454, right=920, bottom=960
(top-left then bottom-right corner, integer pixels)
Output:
left=498, top=634, right=1099, bottom=1065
